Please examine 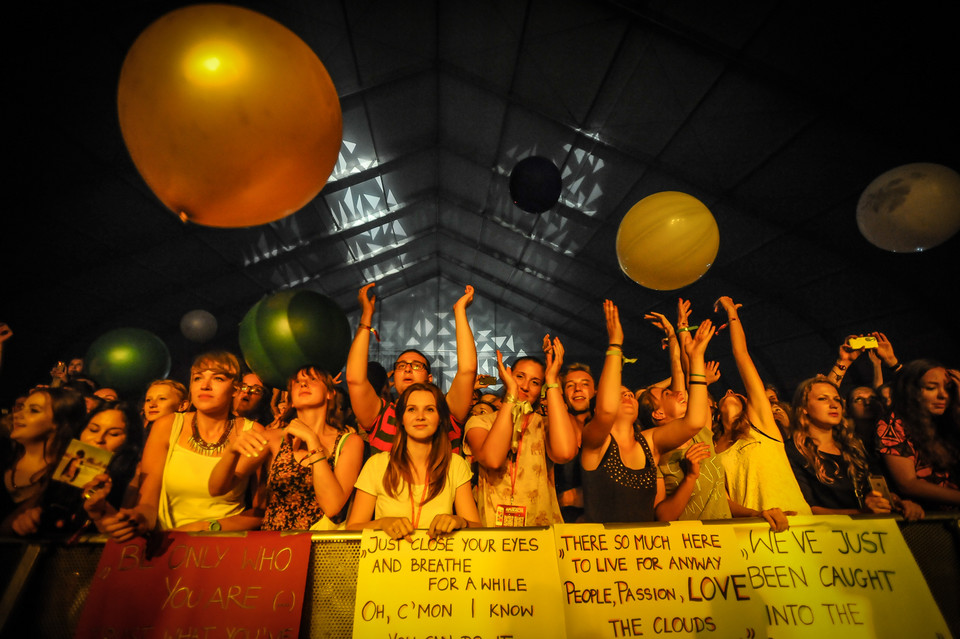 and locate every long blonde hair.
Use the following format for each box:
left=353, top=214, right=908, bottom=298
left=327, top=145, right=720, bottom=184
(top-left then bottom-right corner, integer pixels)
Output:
left=791, top=377, right=868, bottom=486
